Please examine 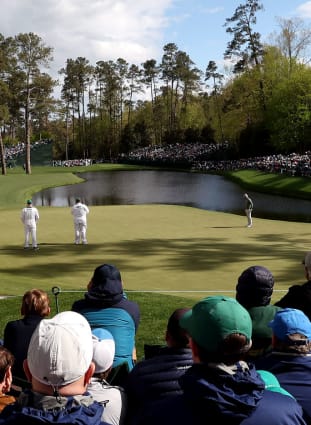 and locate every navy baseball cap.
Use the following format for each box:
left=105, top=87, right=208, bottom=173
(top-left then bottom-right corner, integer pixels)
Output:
left=87, top=264, right=123, bottom=302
